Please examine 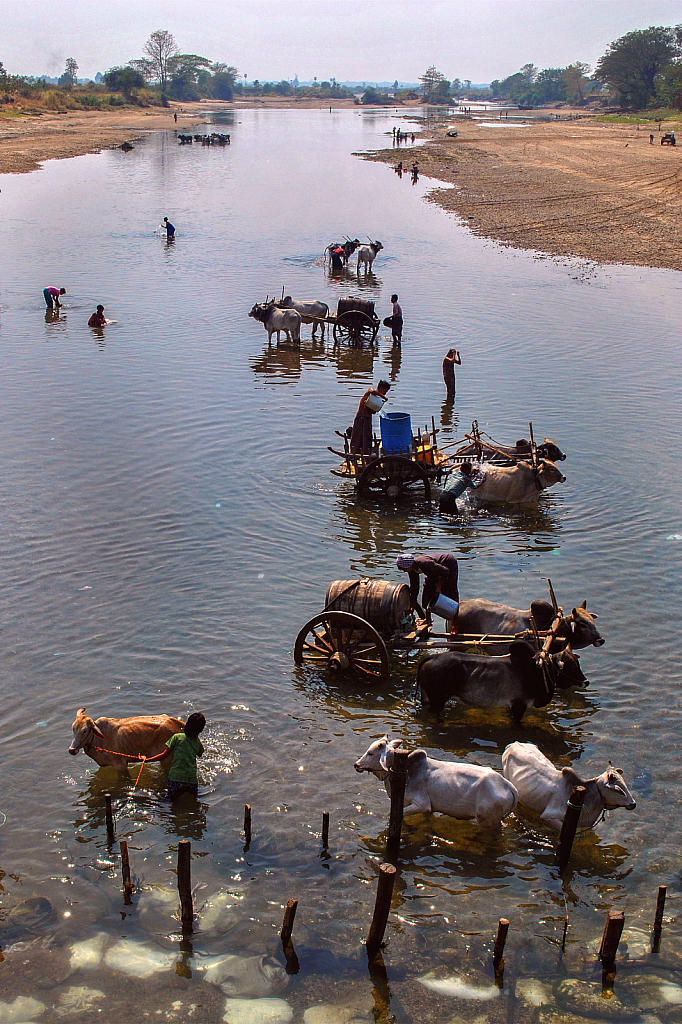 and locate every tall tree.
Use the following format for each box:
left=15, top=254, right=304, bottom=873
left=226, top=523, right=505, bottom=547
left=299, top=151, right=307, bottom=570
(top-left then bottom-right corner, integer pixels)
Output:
left=419, top=66, right=447, bottom=102
left=562, top=62, right=591, bottom=103
left=60, top=57, right=79, bottom=87
left=141, top=29, right=179, bottom=90
left=596, top=25, right=681, bottom=107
